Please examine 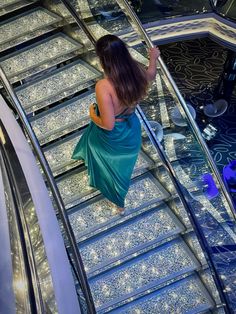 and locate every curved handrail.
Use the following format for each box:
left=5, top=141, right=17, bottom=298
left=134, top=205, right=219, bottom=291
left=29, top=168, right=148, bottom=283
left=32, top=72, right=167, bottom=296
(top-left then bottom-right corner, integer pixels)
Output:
left=59, top=1, right=233, bottom=311
left=0, top=67, right=96, bottom=314
left=0, top=142, right=44, bottom=313
left=117, top=0, right=236, bottom=220
left=61, top=0, right=97, bottom=45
